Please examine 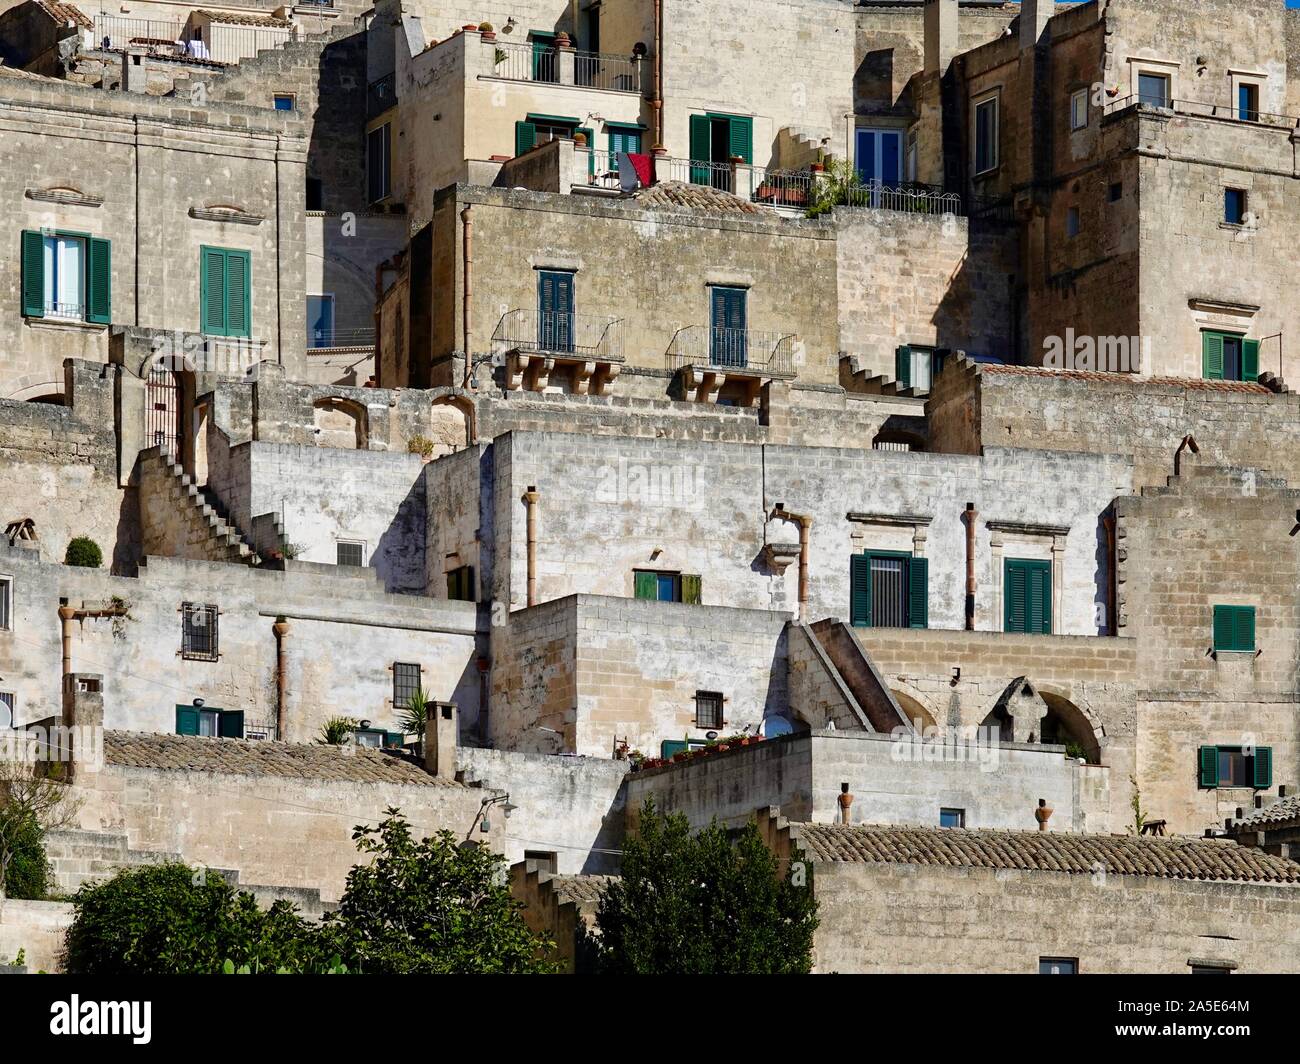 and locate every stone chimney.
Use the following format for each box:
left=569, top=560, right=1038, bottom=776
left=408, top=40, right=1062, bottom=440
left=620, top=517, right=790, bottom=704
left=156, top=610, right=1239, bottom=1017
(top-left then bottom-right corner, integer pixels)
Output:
left=424, top=700, right=458, bottom=780
left=59, top=672, right=104, bottom=783
left=121, top=48, right=149, bottom=94
left=1020, top=0, right=1053, bottom=51
left=923, top=0, right=959, bottom=77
